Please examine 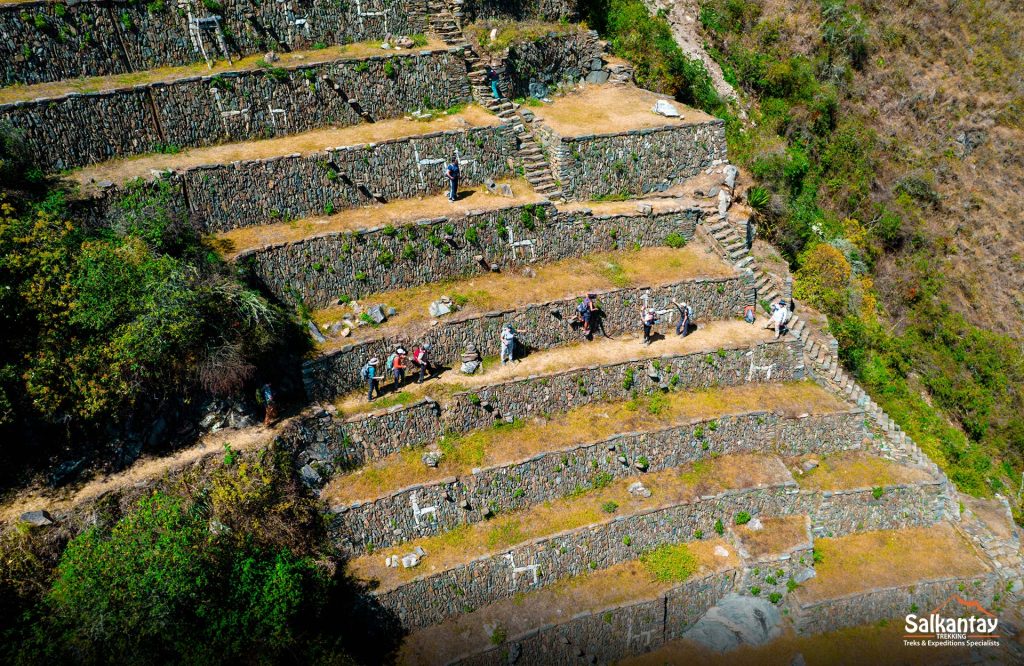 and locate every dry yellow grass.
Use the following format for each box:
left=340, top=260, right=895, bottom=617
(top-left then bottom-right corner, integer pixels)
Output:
left=0, top=40, right=447, bottom=104
left=624, top=623, right=980, bottom=666
left=399, top=539, right=738, bottom=666
left=348, top=453, right=793, bottom=591
left=733, top=515, right=810, bottom=559
left=798, top=524, right=989, bottom=603
left=212, top=179, right=542, bottom=258
left=323, top=381, right=845, bottom=505
left=70, top=105, right=498, bottom=190
left=793, top=451, right=934, bottom=491
left=332, top=318, right=775, bottom=418
left=315, top=244, right=736, bottom=351
left=530, top=85, right=715, bottom=136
